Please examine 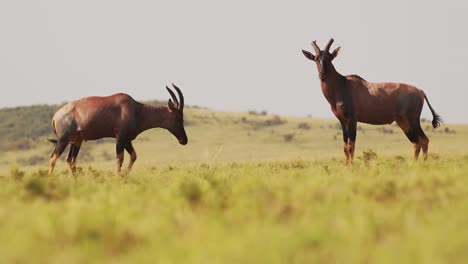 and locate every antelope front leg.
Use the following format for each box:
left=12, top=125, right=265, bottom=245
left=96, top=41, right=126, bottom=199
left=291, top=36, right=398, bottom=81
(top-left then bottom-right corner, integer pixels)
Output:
left=340, top=121, right=350, bottom=163
left=347, top=119, right=357, bottom=163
